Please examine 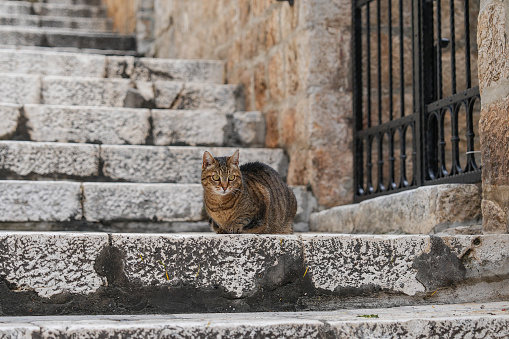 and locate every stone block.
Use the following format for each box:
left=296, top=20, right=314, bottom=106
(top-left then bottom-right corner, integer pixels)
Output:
left=41, top=76, right=131, bottom=107
left=100, top=145, right=288, bottom=183
left=0, top=141, right=100, bottom=178
left=82, top=183, right=204, bottom=222
left=112, top=233, right=303, bottom=298
left=105, top=56, right=135, bottom=78
left=32, top=3, right=108, bottom=18
left=25, top=104, right=150, bottom=144
left=0, top=26, right=46, bottom=46
left=0, top=49, right=107, bottom=77
left=0, top=103, right=20, bottom=139
left=231, top=111, right=266, bottom=147
left=152, top=109, right=228, bottom=146
left=0, top=74, right=41, bottom=105
left=0, top=2, right=31, bottom=15
left=309, top=184, right=482, bottom=234
left=0, top=181, right=82, bottom=222
left=153, top=81, right=184, bottom=108
left=0, top=232, right=107, bottom=299
left=268, top=50, right=284, bottom=103
left=132, top=58, right=225, bottom=83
